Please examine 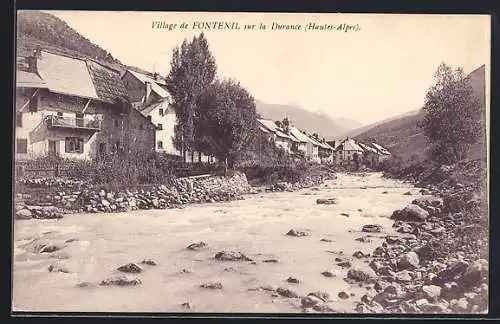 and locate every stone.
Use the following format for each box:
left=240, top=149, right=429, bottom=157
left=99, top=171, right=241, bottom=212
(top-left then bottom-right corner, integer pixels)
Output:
left=436, top=260, right=469, bottom=284
left=263, top=259, right=280, bottom=263
left=286, top=229, right=309, bottom=237
left=15, top=209, right=32, bottom=220
left=321, top=271, right=336, bottom=278
left=312, top=303, right=336, bottom=313
left=187, top=242, right=208, bottom=251
left=308, top=291, right=330, bottom=302
left=338, top=291, right=349, bottom=299
left=76, top=281, right=96, bottom=288
left=403, top=191, right=412, bottom=195
left=353, top=251, right=369, bottom=259
left=347, top=268, right=377, bottom=282
left=395, top=270, right=413, bottom=282
left=355, top=236, right=372, bottom=243
left=276, top=287, right=298, bottom=298
left=286, top=277, right=300, bottom=283
left=316, top=198, right=337, bottom=205
left=398, top=251, right=420, bottom=270
left=200, top=282, right=223, bottom=289
left=181, top=302, right=192, bottom=310
left=320, top=238, right=334, bottom=242
left=459, top=259, right=488, bottom=288
left=340, top=213, right=350, bottom=217
left=101, top=199, right=110, bottom=207
left=141, top=259, right=157, bottom=266
left=48, top=264, right=70, bottom=273
left=301, top=296, right=322, bottom=308
left=391, top=204, right=429, bottom=222
left=117, top=263, right=143, bottom=274
left=450, top=298, right=468, bottom=312
left=362, top=224, right=382, bottom=233
left=422, top=285, right=442, bottom=301
left=214, top=251, right=253, bottom=261
left=100, top=275, right=142, bottom=286
left=374, top=280, right=391, bottom=293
